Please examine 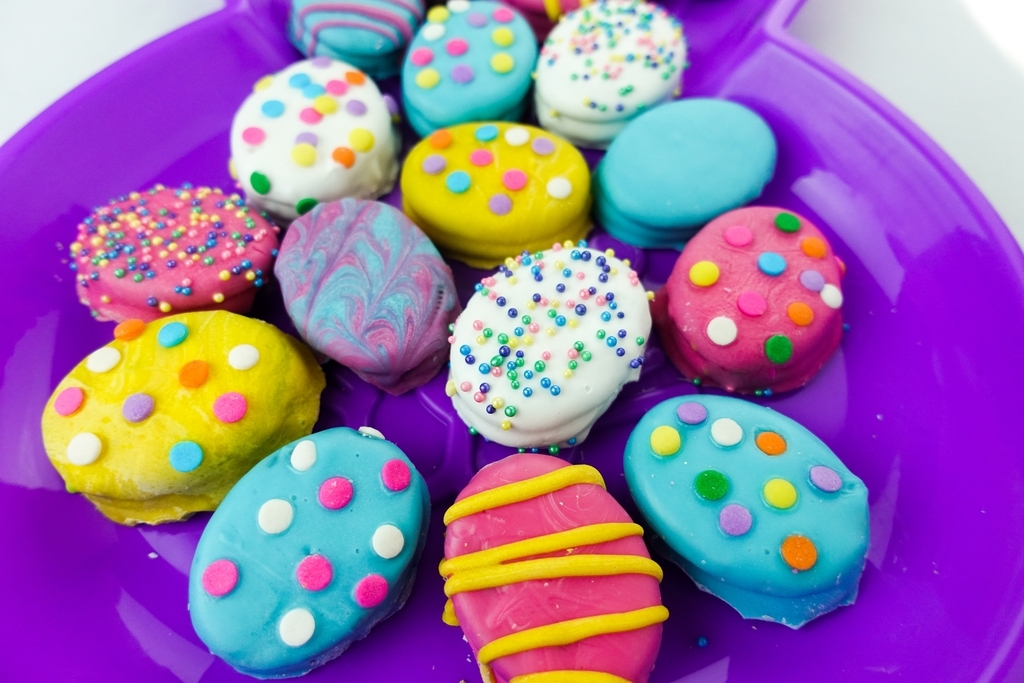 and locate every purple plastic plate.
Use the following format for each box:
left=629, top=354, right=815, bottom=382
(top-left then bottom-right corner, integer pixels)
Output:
left=3, top=0, right=1024, bottom=680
